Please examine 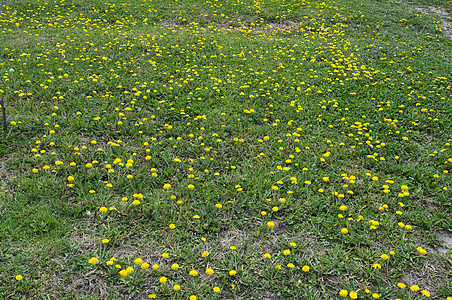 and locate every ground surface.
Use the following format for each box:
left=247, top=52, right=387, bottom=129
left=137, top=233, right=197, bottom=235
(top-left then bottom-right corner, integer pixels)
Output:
left=0, top=0, right=451, bottom=299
